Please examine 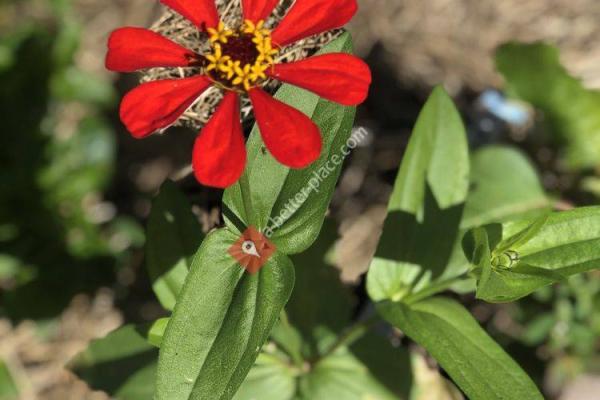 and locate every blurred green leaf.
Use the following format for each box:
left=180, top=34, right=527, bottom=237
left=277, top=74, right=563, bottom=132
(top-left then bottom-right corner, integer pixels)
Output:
left=70, top=325, right=158, bottom=400
left=367, top=86, right=469, bottom=301
left=464, top=207, right=600, bottom=302
left=377, top=297, right=543, bottom=400
left=0, top=254, right=22, bottom=281
left=0, top=25, right=36, bottom=73
left=233, top=350, right=296, bottom=400
left=51, top=66, right=117, bottom=106
left=41, top=116, right=115, bottom=202
left=38, top=116, right=117, bottom=258
left=296, top=343, right=400, bottom=400
left=496, top=42, right=600, bottom=169
left=51, top=18, right=80, bottom=69
left=0, top=359, right=19, bottom=400
left=146, top=181, right=204, bottom=311
left=462, top=146, right=550, bottom=228
left=156, top=229, right=295, bottom=400
left=269, top=316, right=304, bottom=368
left=223, top=32, right=356, bottom=254
left=236, top=332, right=408, bottom=400
left=521, top=314, right=556, bottom=346
left=0, top=26, right=119, bottom=319
left=287, top=219, right=354, bottom=352
left=349, top=332, right=412, bottom=398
